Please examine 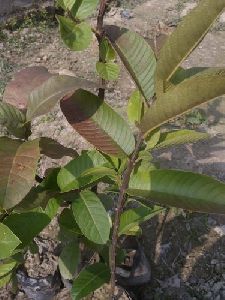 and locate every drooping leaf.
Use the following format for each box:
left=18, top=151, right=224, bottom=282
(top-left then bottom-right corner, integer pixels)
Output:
left=0, top=102, right=29, bottom=139
left=128, top=169, right=225, bottom=214
left=60, top=89, right=135, bottom=157
left=119, top=204, right=163, bottom=236
left=3, top=67, right=52, bottom=110
left=96, top=62, right=120, bottom=81
left=57, top=150, right=108, bottom=192
left=0, top=138, right=40, bottom=209
left=140, top=68, right=225, bottom=135
left=57, top=16, right=92, bottom=51
left=99, top=38, right=116, bottom=62
left=59, top=240, right=80, bottom=280
left=155, top=129, right=209, bottom=149
left=0, top=223, right=21, bottom=260
left=71, top=0, right=99, bottom=20
left=0, top=260, right=17, bottom=278
left=40, top=137, right=77, bottom=159
left=27, top=74, right=96, bottom=121
left=105, top=25, right=156, bottom=100
left=127, top=90, right=145, bottom=125
left=3, top=212, right=51, bottom=247
left=72, top=190, right=111, bottom=244
left=71, top=263, right=110, bottom=300
left=156, top=0, right=225, bottom=81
